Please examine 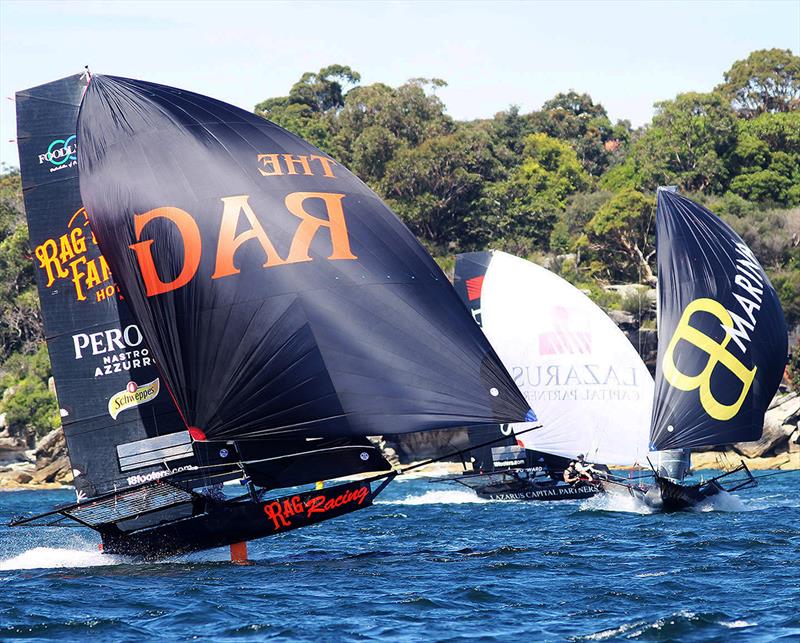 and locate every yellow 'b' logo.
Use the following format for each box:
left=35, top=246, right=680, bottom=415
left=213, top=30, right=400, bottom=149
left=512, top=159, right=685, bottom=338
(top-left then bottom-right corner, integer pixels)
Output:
left=662, top=298, right=756, bottom=421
